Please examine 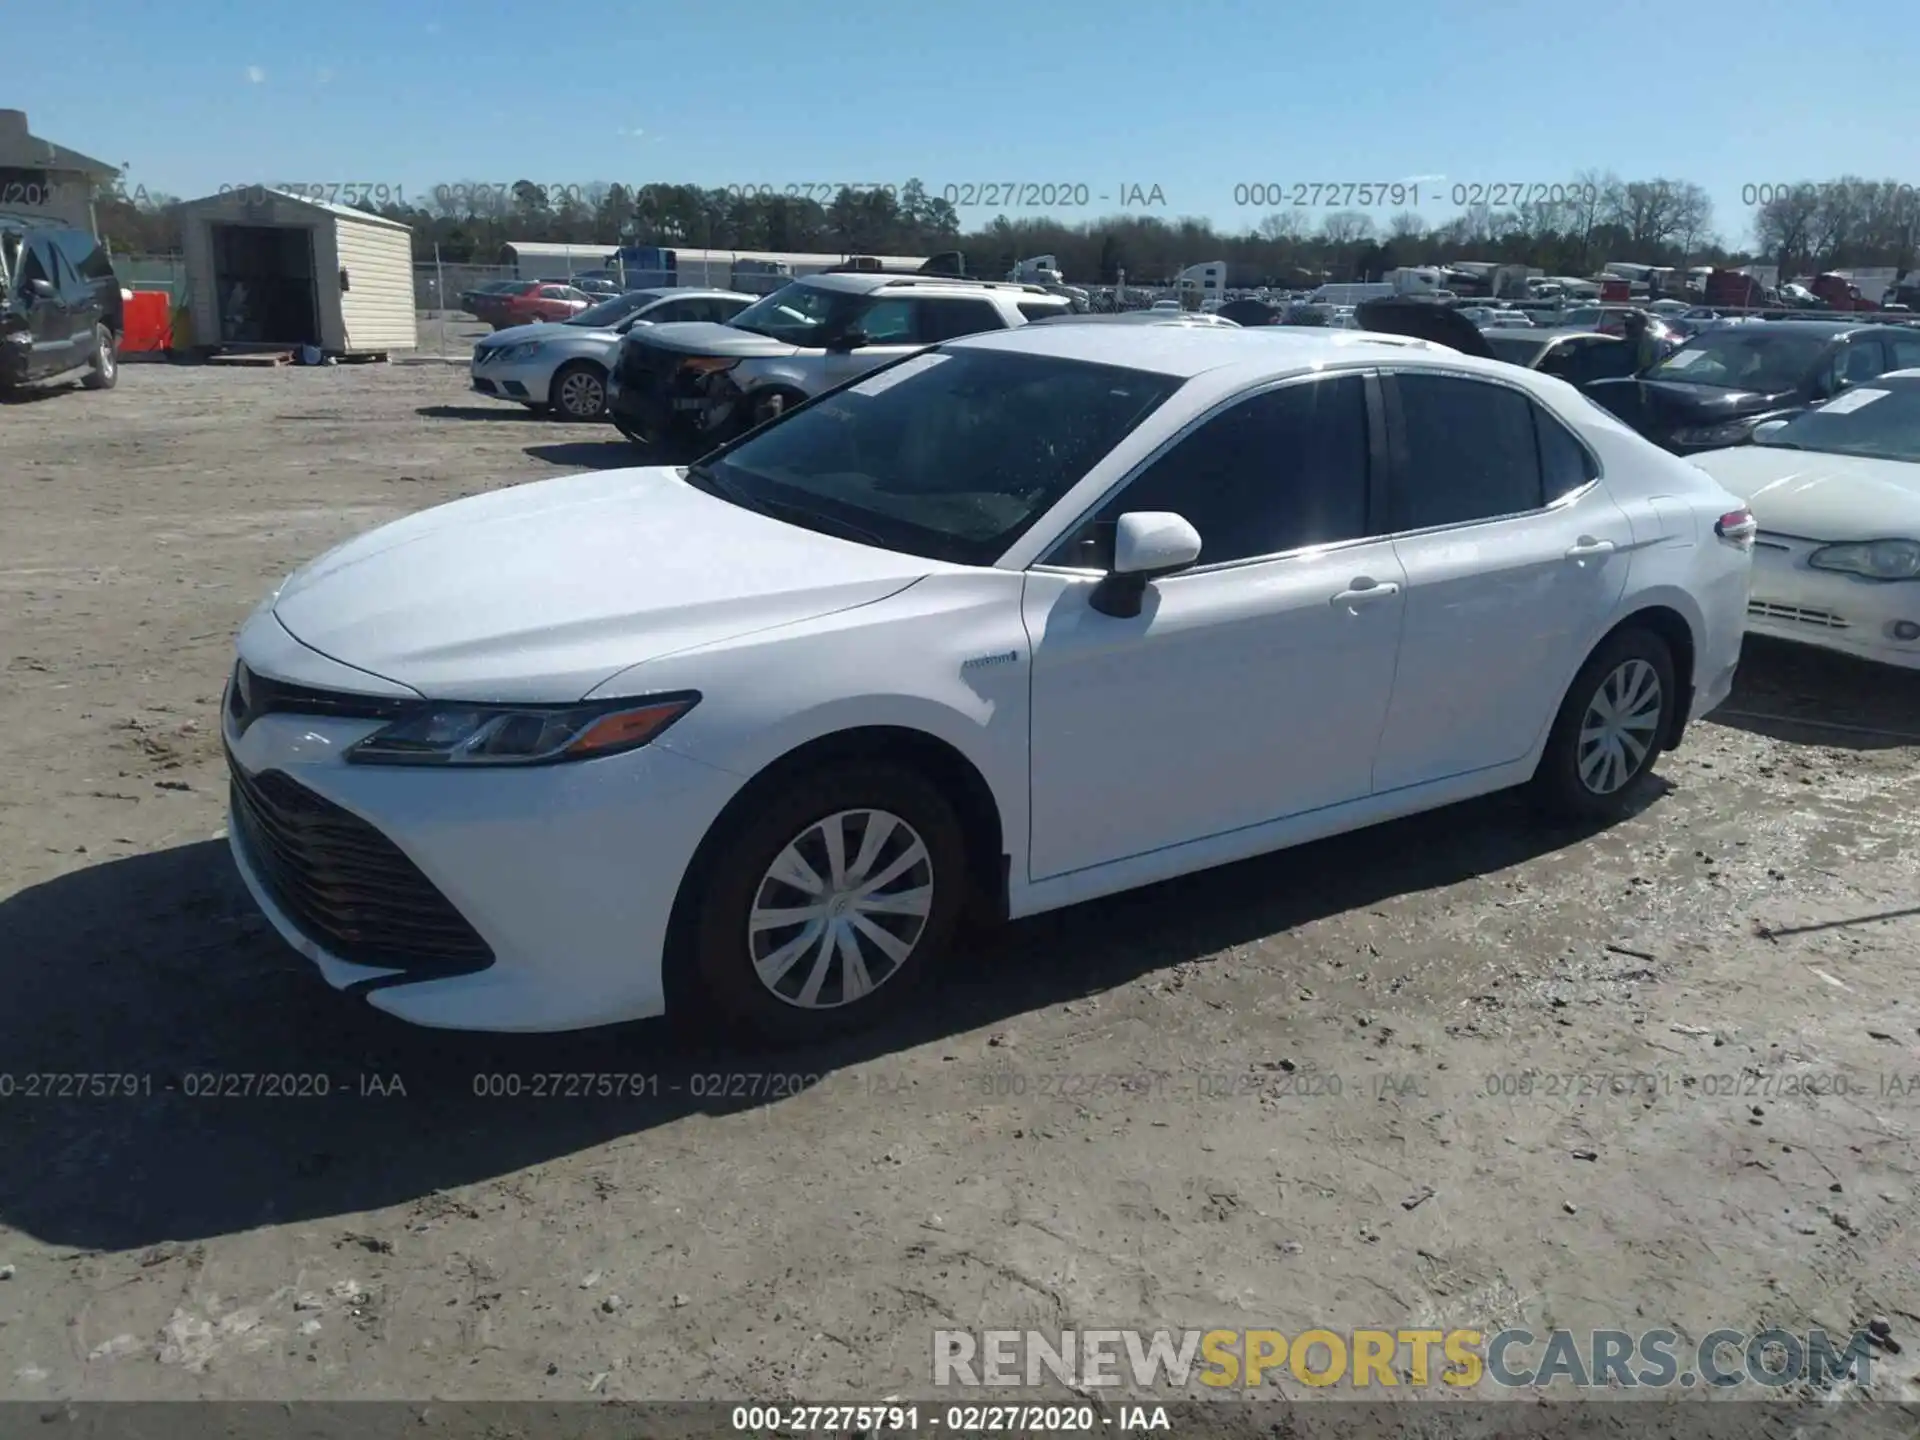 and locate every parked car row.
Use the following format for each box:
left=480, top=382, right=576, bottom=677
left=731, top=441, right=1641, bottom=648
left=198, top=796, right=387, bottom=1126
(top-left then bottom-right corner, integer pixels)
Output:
left=470, top=288, right=755, bottom=419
